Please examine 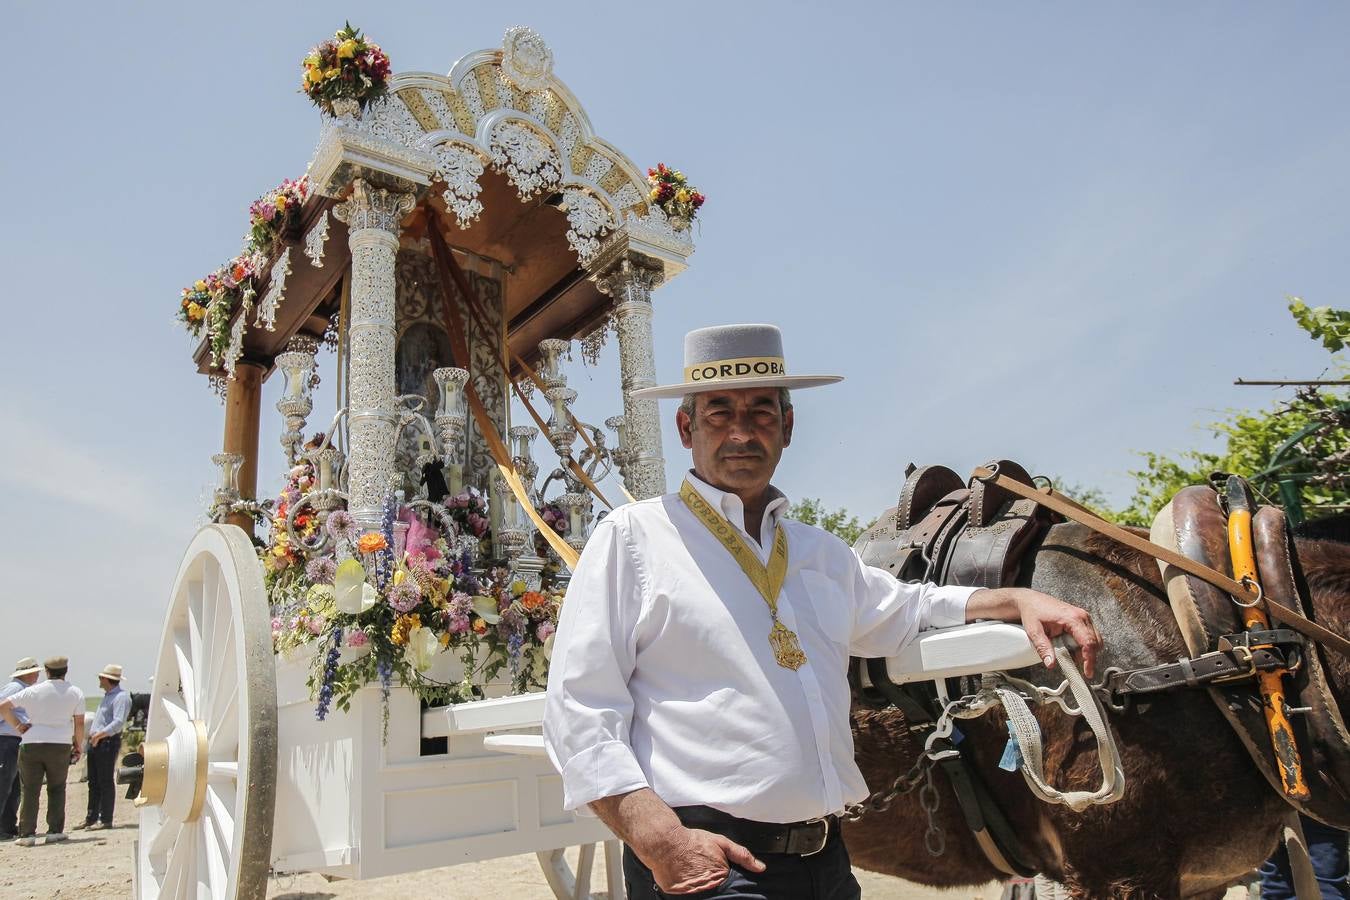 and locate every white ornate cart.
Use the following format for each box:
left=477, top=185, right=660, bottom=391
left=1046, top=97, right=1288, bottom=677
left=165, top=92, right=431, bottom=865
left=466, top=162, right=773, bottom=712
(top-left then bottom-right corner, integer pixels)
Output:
left=135, top=27, right=696, bottom=899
